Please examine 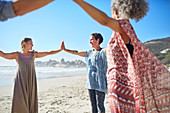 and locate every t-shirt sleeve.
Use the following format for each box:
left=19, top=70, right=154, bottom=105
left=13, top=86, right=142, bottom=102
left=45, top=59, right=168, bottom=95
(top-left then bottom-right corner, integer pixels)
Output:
left=85, top=51, right=89, bottom=58
left=85, top=51, right=89, bottom=62
left=0, top=1, right=16, bottom=21
left=85, top=50, right=93, bottom=63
